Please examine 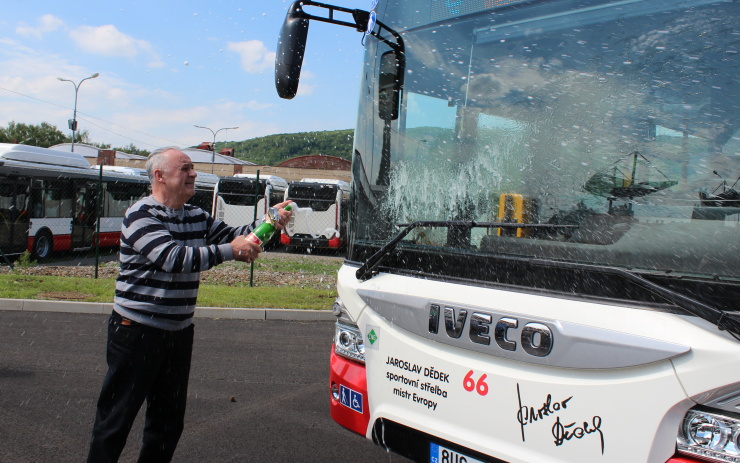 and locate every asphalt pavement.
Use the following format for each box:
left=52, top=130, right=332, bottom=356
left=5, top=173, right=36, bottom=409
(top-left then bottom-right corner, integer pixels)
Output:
left=0, top=310, right=412, bottom=463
